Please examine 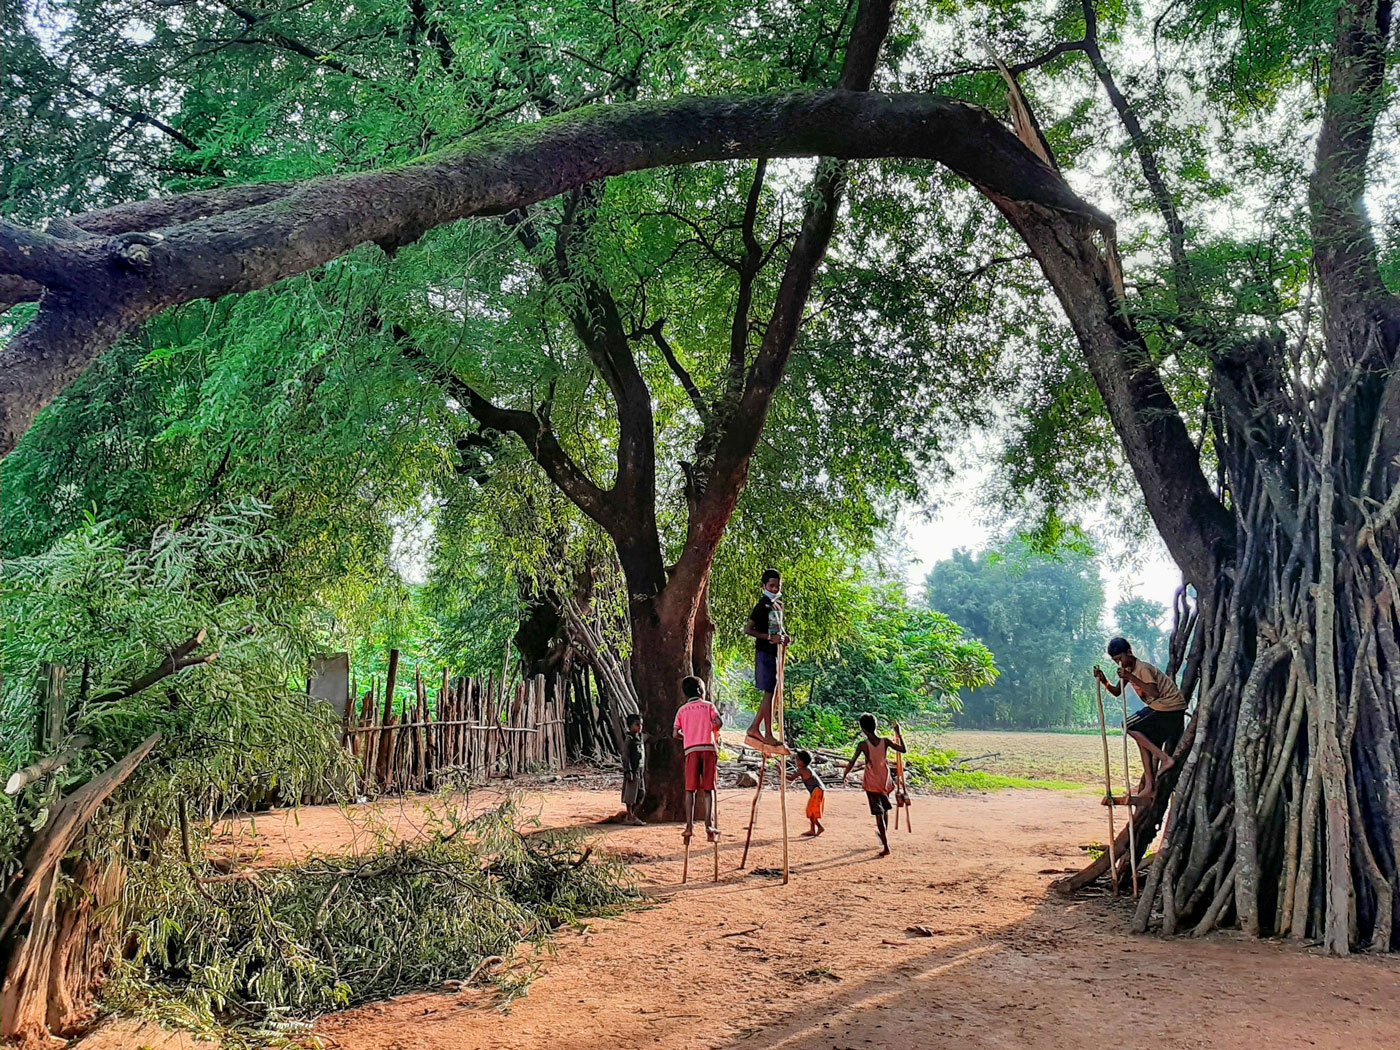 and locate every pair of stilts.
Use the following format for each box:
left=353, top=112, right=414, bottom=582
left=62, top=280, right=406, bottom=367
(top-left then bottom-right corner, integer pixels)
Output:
left=681, top=788, right=720, bottom=884
left=892, top=751, right=912, bottom=832
left=1096, top=679, right=1139, bottom=897
left=683, top=646, right=792, bottom=885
